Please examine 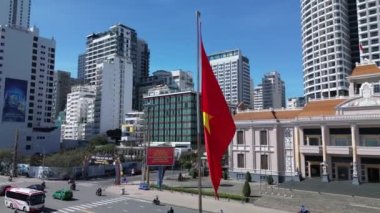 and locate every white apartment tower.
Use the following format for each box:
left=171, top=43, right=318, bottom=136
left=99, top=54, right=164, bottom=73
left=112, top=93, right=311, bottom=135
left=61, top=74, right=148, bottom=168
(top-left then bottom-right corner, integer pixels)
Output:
left=357, top=0, right=380, bottom=66
left=85, top=24, right=149, bottom=110
left=253, top=71, right=285, bottom=110
left=0, top=0, right=31, bottom=29
left=301, top=0, right=353, bottom=100
left=0, top=1, right=59, bottom=154
left=61, top=85, right=96, bottom=140
left=253, top=84, right=263, bottom=110
left=94, top=55, right=133, bottom=134
left=208, top=49, right=252, bottom=107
